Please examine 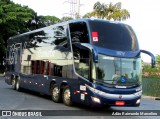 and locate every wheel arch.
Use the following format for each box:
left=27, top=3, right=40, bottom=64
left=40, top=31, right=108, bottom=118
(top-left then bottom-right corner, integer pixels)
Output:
left=60, top=81, right=68, bottom=92
left=15, top=75, right=20, bottom=80
left=49, top=80, right=57, bottom=94
left=11, top=74, right=15, bottom=80
left=49, top=80, right=69, bottom=98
